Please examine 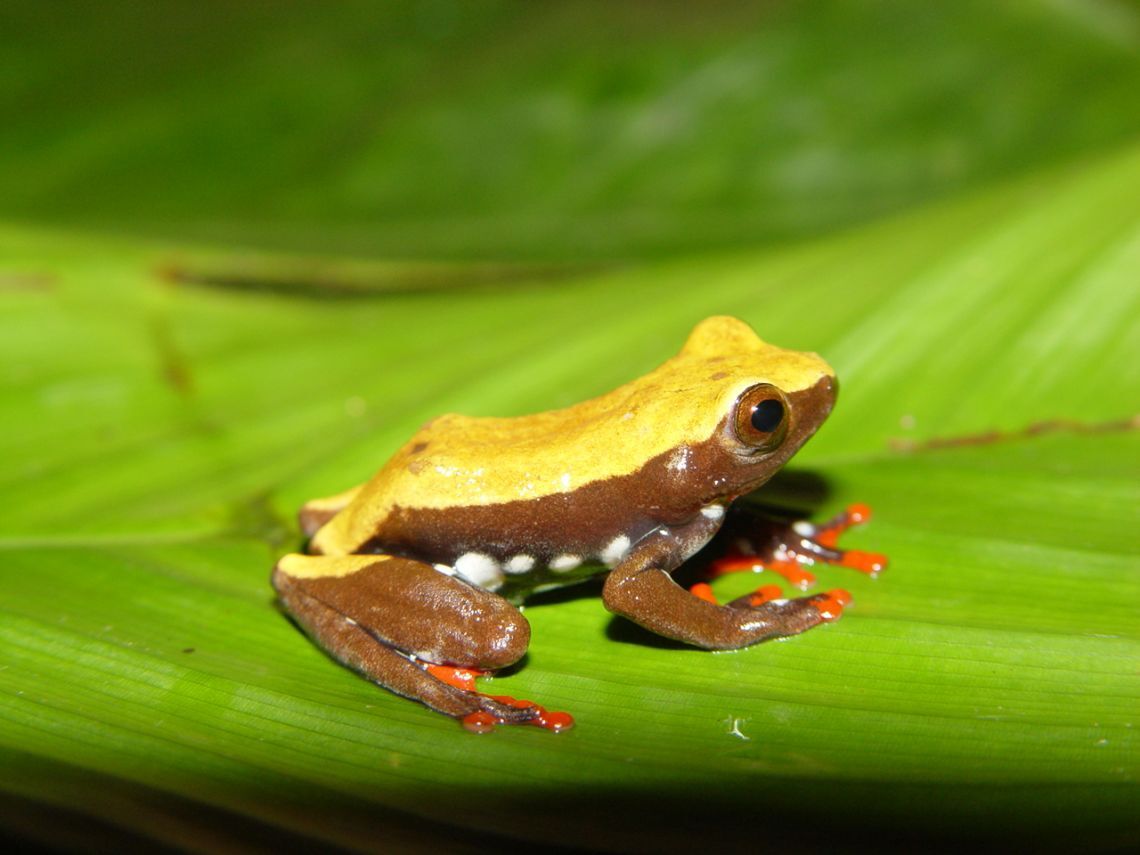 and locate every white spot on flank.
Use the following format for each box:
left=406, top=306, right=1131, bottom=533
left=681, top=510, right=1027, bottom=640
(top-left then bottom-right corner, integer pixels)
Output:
left=792, top=521, right=815, bottom=536
left=504, top=554, right=536, bottom=575
left=667, top=445, right=692, bottom=473
left=600, top=535, right=631, bottom=566
left=453, top=552, right=502, bottom=588
left=769, top=598, right=789, bottom=606
left=549, top=554, right=582, bottom=572
left=701, top=504, right=725, bottom=520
